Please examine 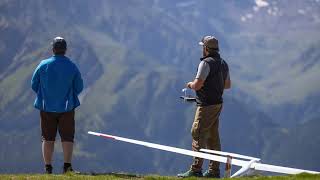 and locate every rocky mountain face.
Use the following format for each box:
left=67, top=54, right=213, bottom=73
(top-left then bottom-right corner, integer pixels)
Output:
left=0, top=0, right=319, bottom=174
